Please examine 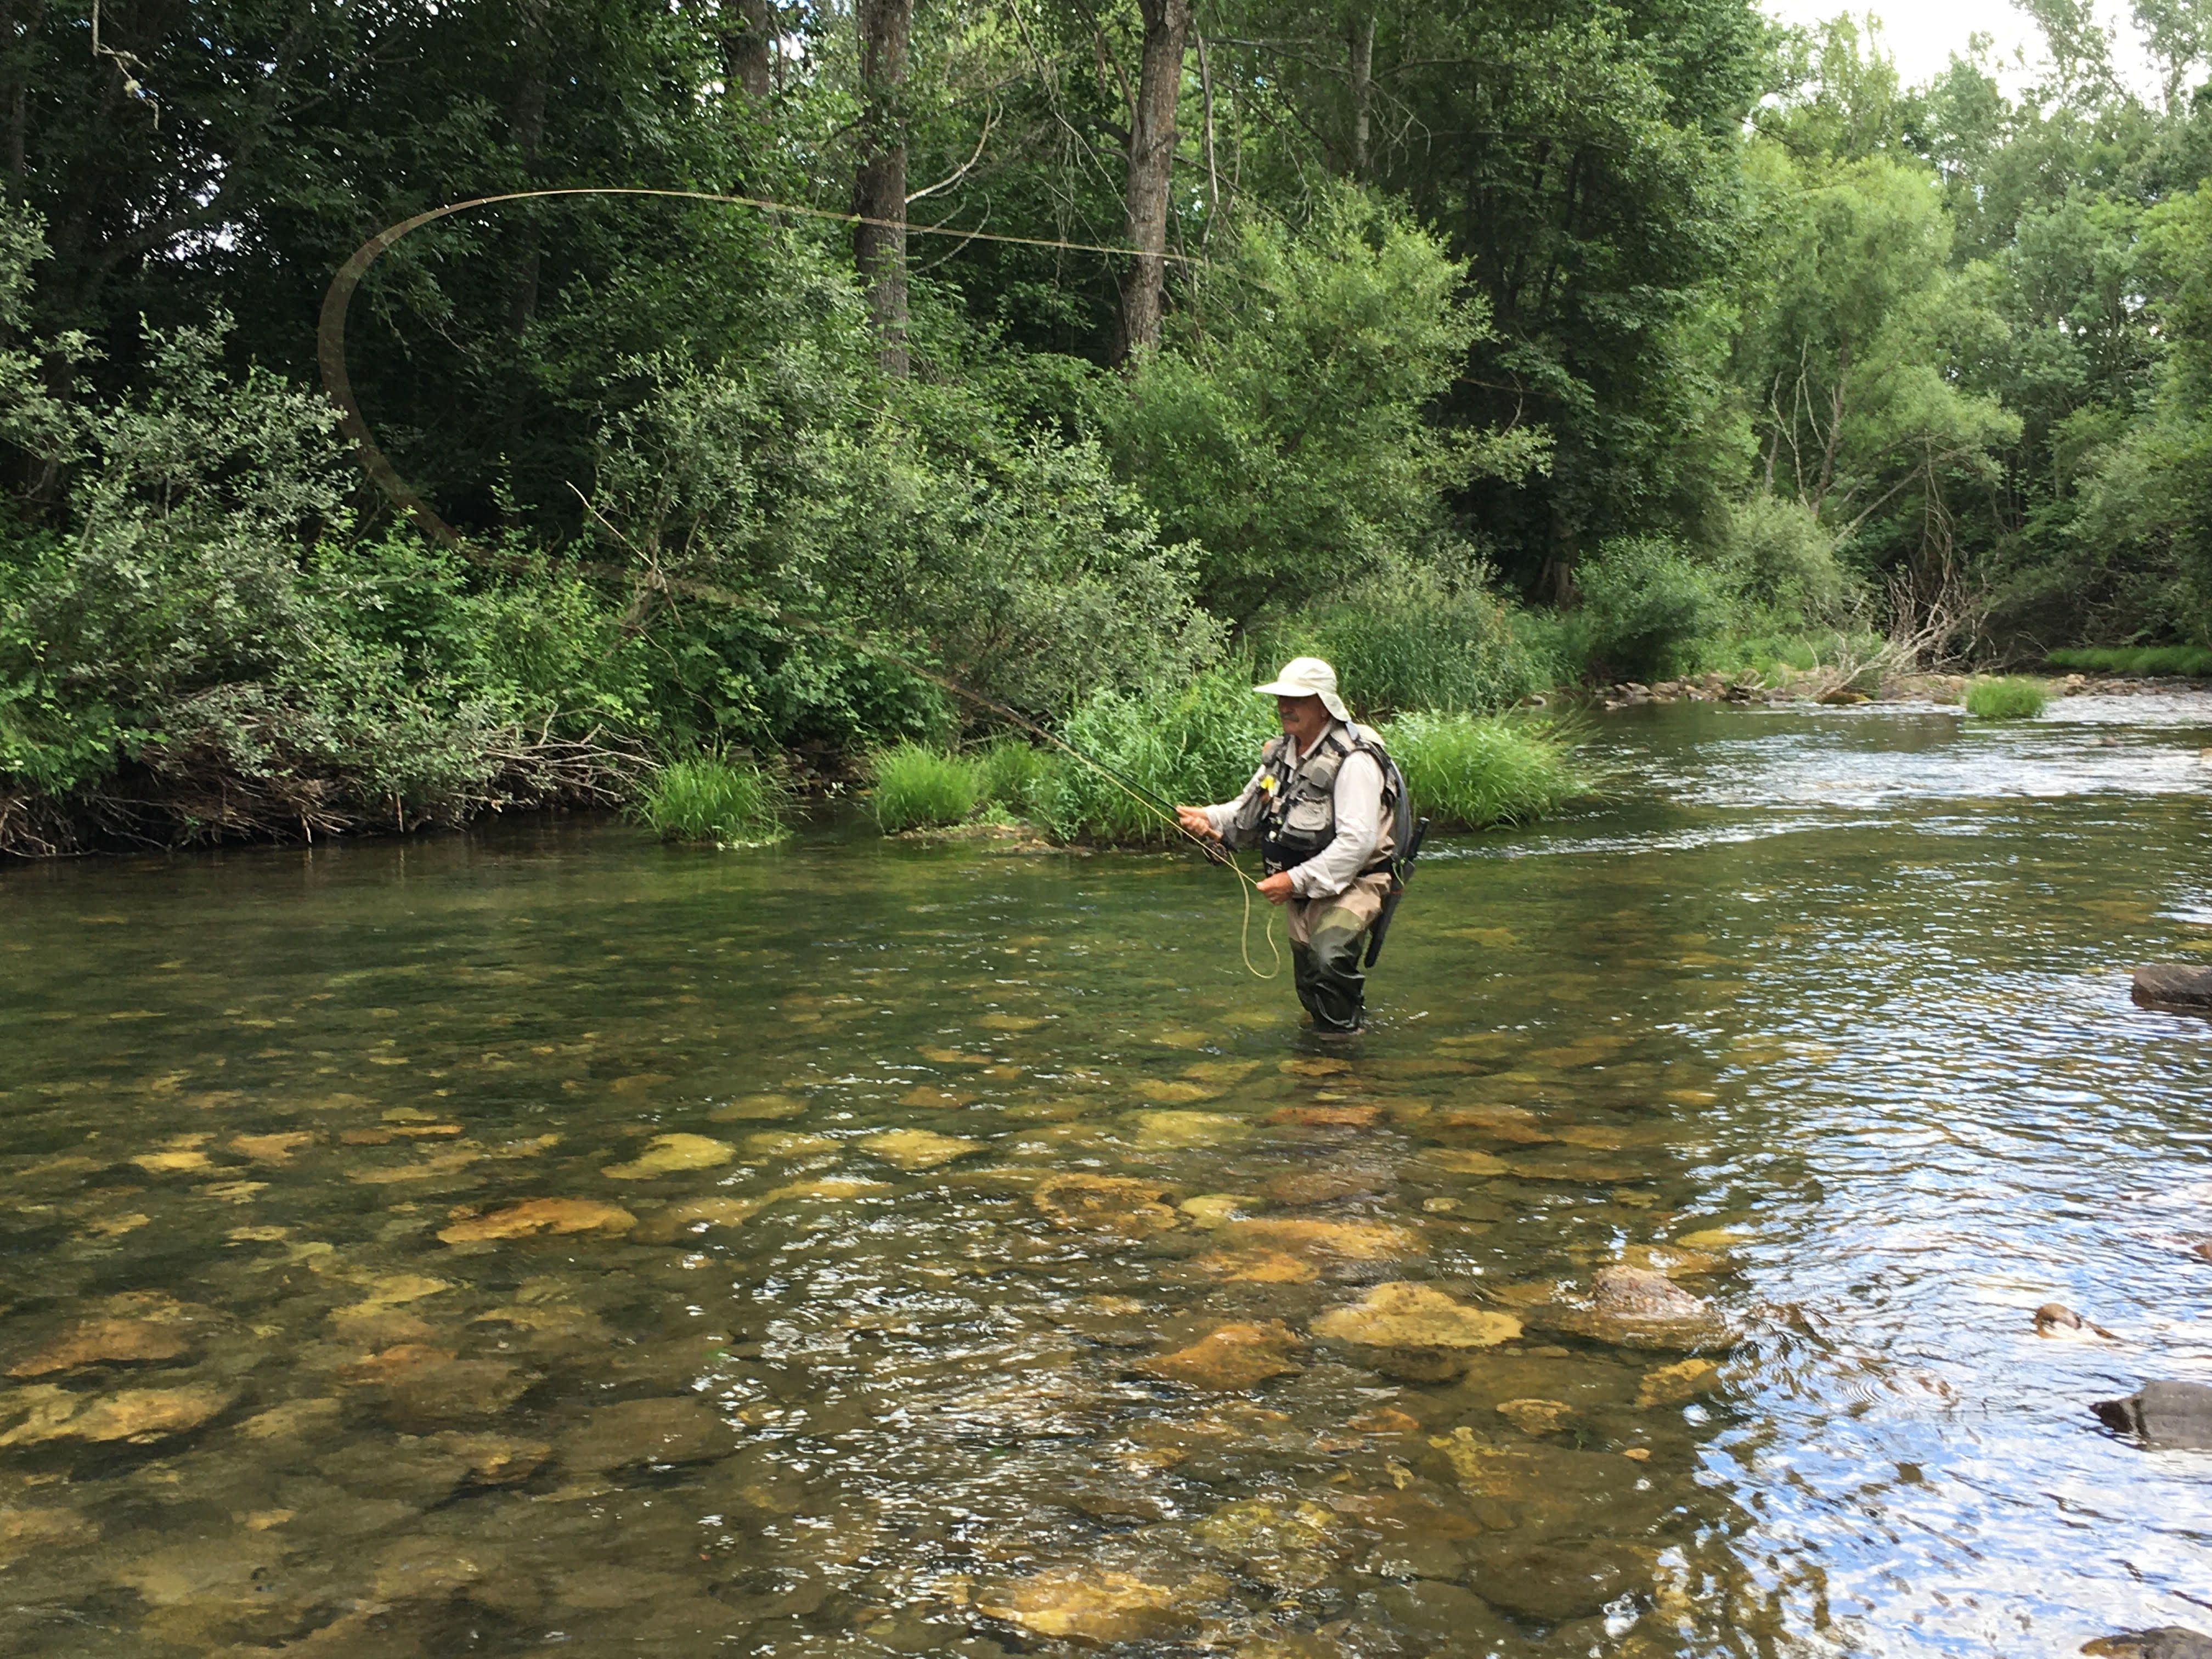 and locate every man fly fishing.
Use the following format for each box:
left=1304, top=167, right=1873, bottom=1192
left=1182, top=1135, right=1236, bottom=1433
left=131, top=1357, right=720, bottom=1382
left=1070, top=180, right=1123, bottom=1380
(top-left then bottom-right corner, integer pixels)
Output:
left=1177, top=658, right=1425, bottom=1038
